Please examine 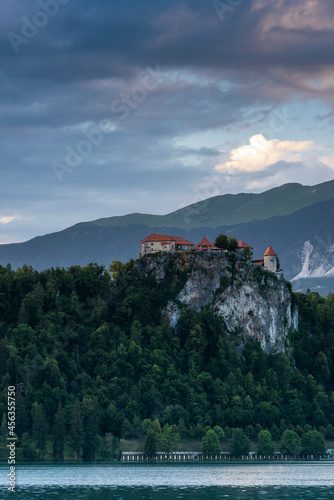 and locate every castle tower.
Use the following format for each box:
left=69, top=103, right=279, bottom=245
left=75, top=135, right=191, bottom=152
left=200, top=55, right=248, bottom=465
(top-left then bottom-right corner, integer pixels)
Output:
left=264, top=246, right=278, bottom=272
